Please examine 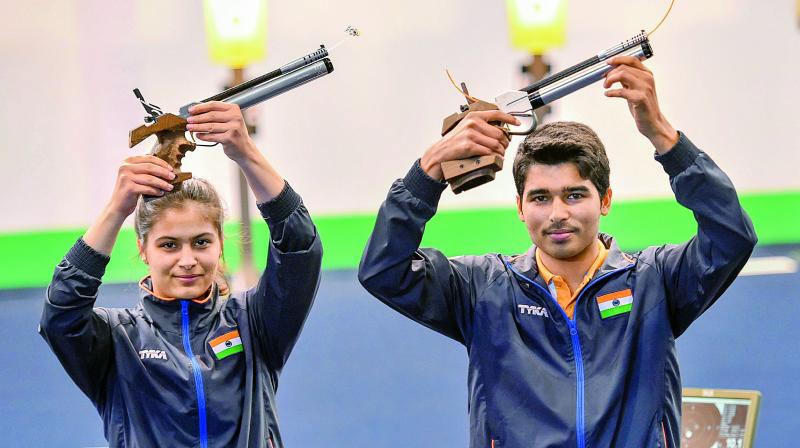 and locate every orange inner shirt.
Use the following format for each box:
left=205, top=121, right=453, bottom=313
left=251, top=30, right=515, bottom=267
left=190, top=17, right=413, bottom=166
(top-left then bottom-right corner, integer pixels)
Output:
left=535, top=239, right=608, bottom=320
left=138, top=276, right=215, bottom=304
